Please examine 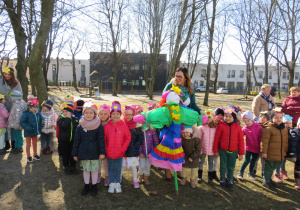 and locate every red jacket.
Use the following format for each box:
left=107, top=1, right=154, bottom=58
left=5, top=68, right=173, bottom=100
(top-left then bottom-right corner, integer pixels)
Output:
left=213, top=121, right=245, bottom=155
left=281, top=95, right=300, bottom=125
left=104, top=119, right=131, bottom=159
